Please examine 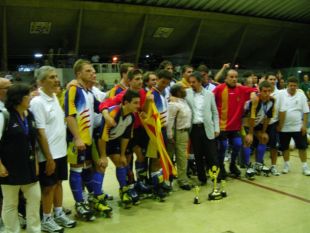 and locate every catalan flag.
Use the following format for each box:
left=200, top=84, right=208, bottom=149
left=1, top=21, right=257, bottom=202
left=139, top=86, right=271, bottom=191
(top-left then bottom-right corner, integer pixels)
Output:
left=141, top=98, right=177, bottom=180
